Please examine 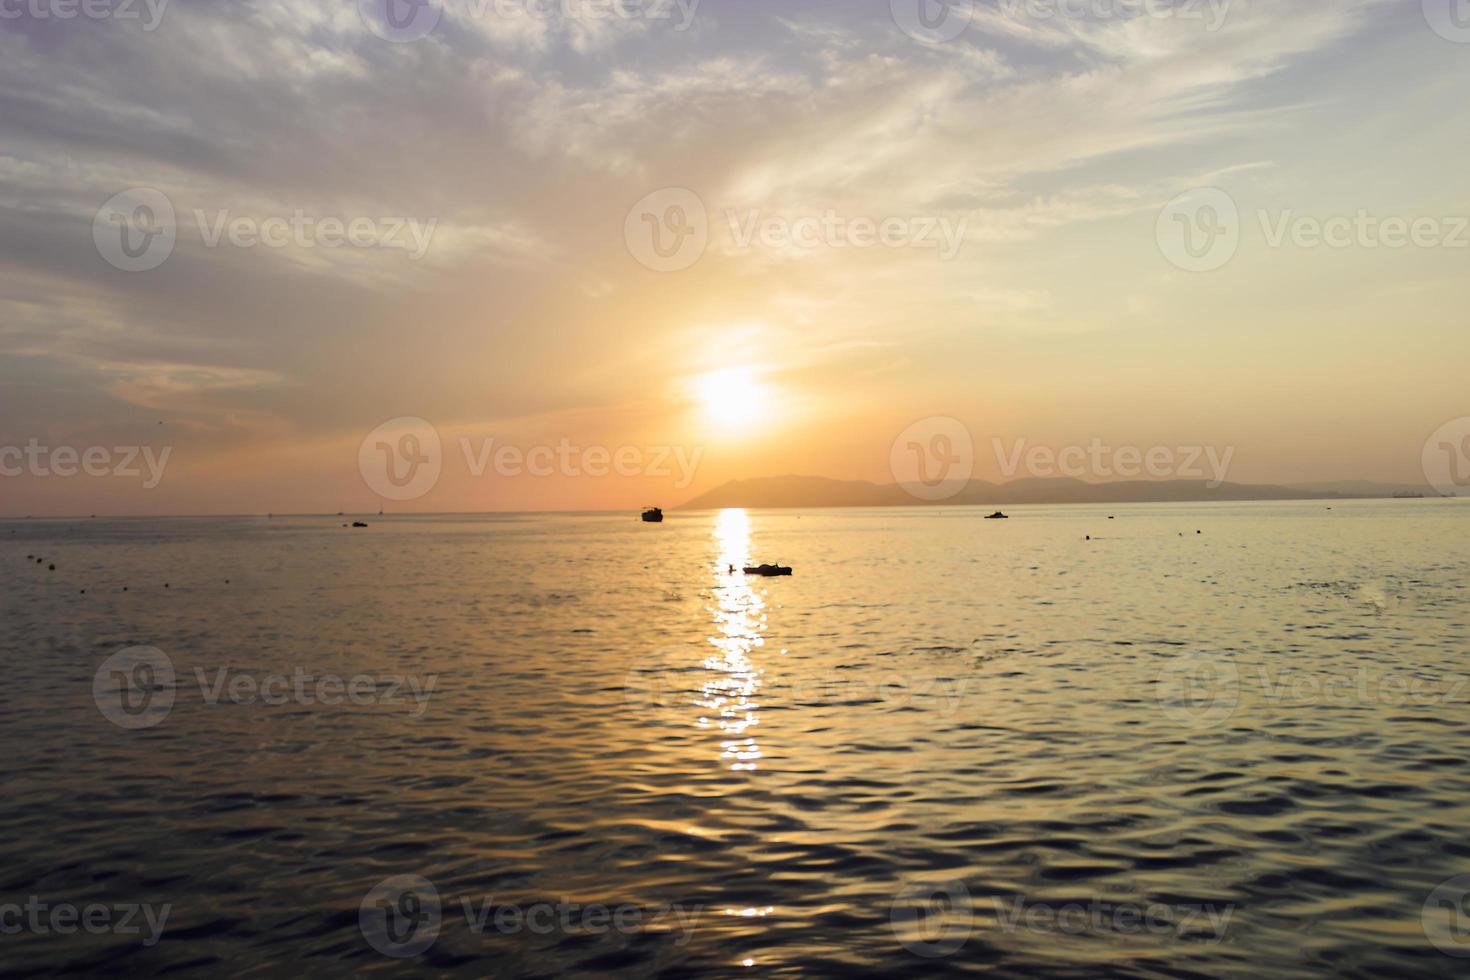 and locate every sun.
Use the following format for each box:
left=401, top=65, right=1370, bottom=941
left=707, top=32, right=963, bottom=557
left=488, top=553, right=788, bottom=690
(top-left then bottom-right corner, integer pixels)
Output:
left=693, top=369, right=770, bottom=434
